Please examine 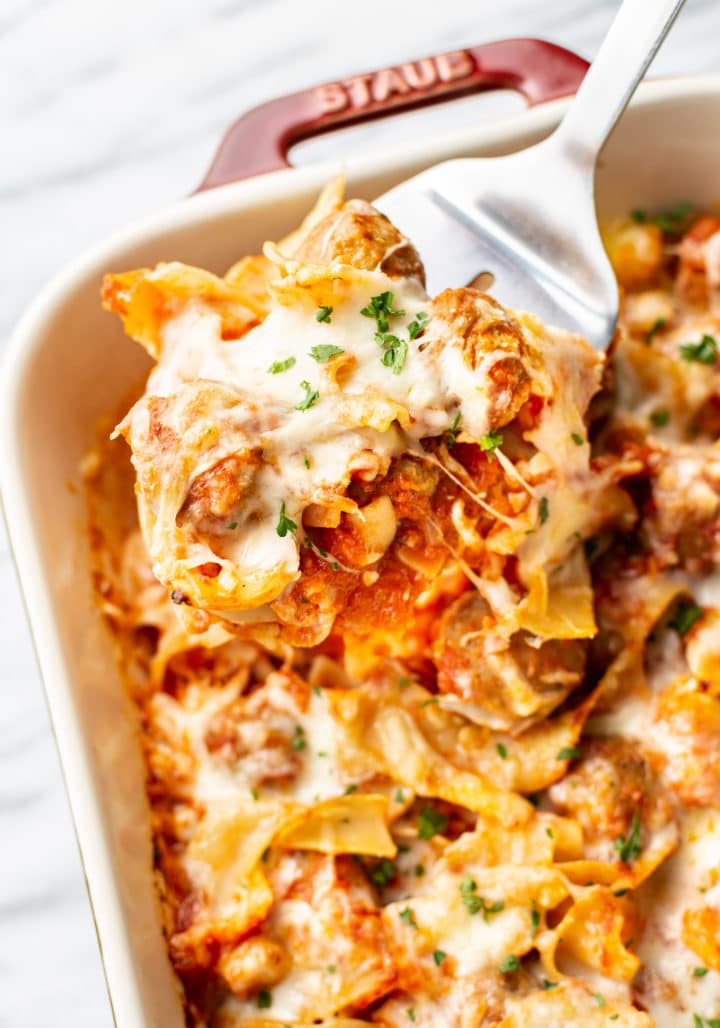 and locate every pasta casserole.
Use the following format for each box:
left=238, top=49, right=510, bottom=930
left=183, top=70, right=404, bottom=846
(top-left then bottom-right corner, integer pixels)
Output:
left=85, top=179, right=720, bottom=1026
